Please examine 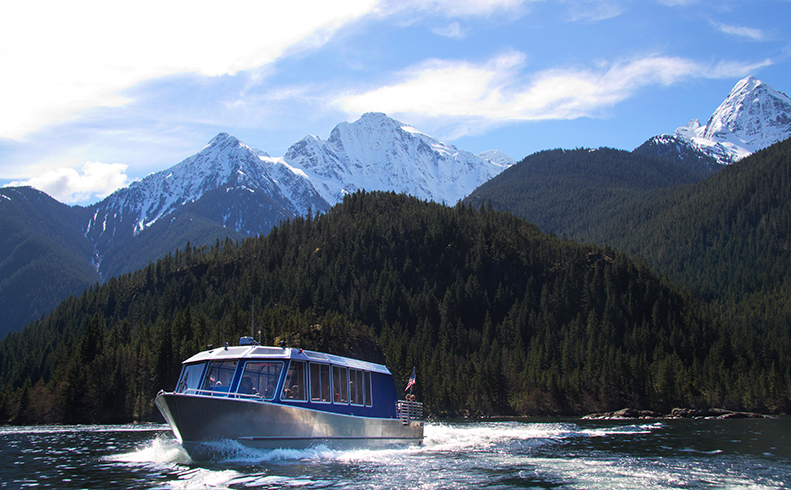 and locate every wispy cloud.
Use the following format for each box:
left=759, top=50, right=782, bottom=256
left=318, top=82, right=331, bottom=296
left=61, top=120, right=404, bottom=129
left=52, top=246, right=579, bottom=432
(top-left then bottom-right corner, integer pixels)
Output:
left=0, top=0, right=379, bottom=140
left=336, top=52, right=772, bottom=136
left=432, top=22, right=468, bottom=39
left=712, top=21, right=766, bottom=41
left=8, top=161, right=130, bottom=205
left=378, top=0, right=530, bottom=17
left=563, top=0, right=624, bottom=22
